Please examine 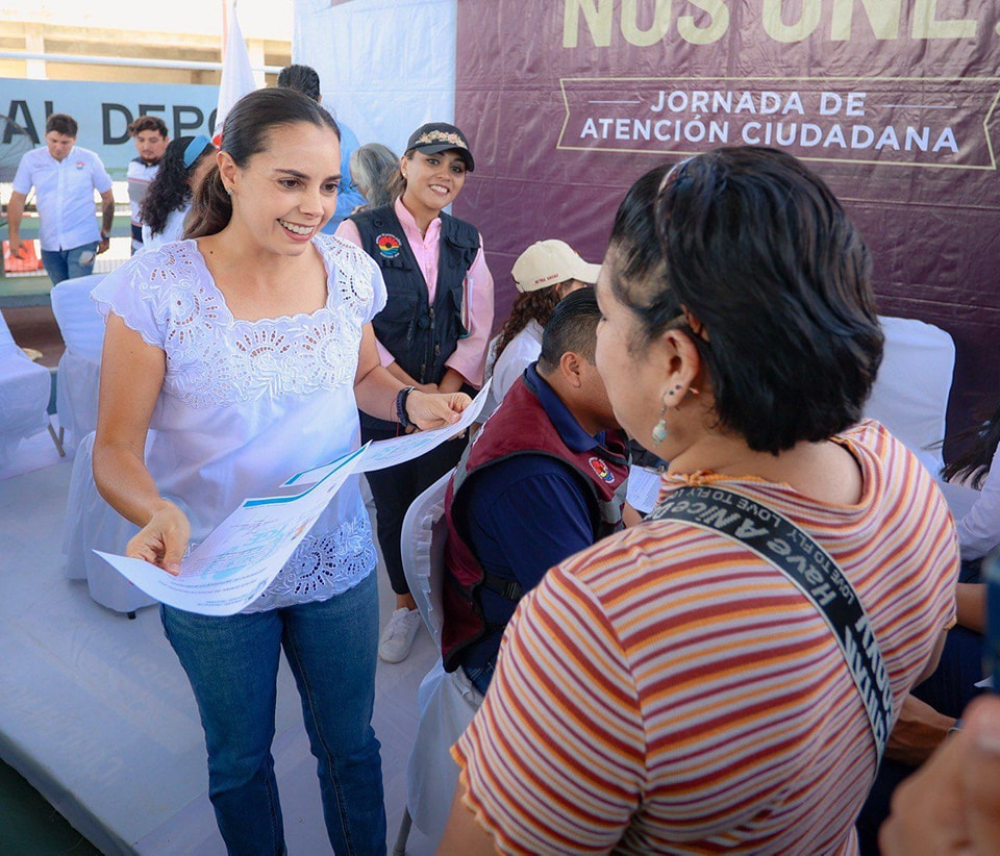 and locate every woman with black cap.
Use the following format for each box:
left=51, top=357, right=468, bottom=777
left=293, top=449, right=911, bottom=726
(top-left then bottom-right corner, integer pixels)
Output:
left=337, top=122, right=494, bottom=664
